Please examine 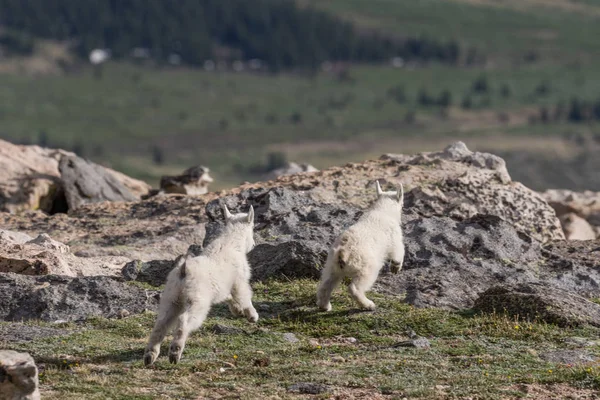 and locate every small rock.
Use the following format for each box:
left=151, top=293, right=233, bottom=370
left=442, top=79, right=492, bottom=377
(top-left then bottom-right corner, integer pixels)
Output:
left=288, top=382, right=330, bottom=395
left=118, top=309, right=130, bottom=319
left=395, top=337, right=431, bottom=349
left=0, top=350, right=40, bottom=400
left=218, top=367, right=226, bottom=373
left=331, top=355, right=345, bottom=363
left=540, top=350, right=597, bottom=365
left=253, top=357, right=270, bottom=367
left=345, top=337, right=357, bottom=344
left=258, top=304, right=271, bottom=312
left=209, top=324, right=244, bottom=335
left=308, top=339, right=320, bottom=347
left=282, top=332, right=299, bottom=343
left=564, top=337, right=599, bottom=348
